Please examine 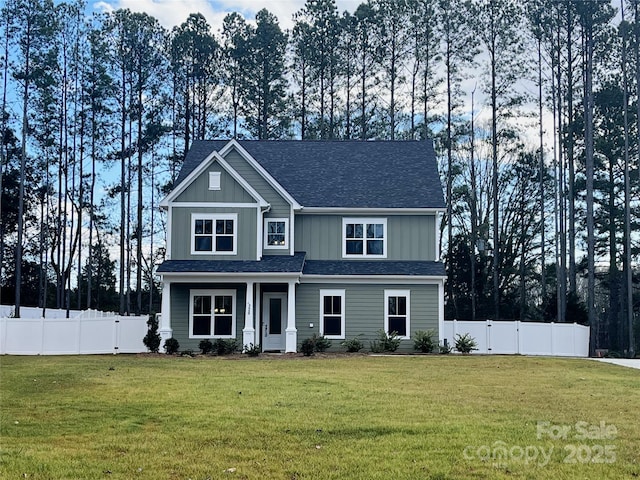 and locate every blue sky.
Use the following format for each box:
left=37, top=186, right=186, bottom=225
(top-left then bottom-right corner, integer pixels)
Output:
left=92, top=0, right=363, bottom=30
